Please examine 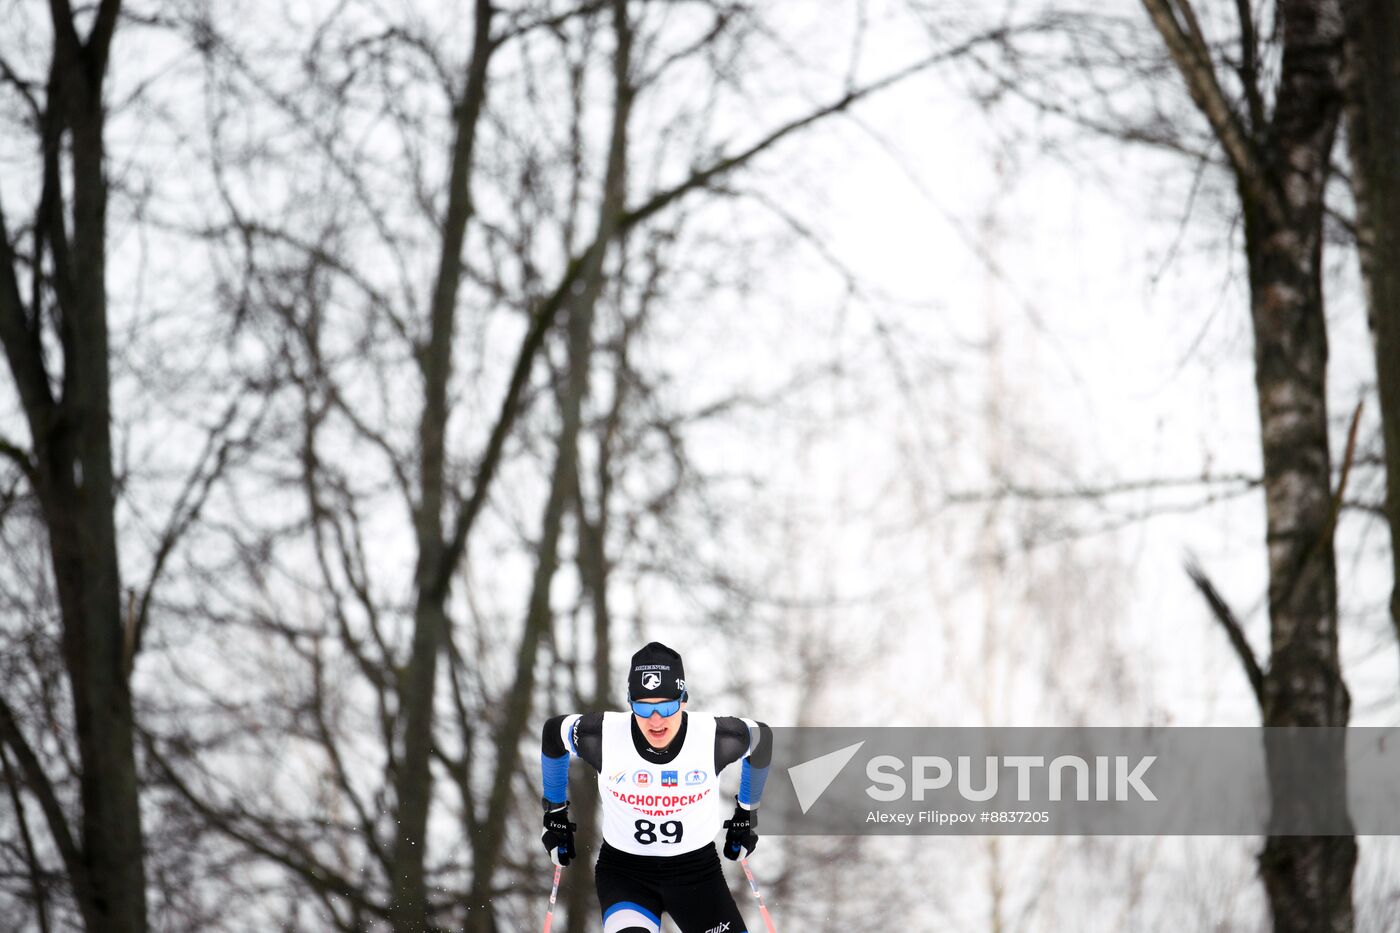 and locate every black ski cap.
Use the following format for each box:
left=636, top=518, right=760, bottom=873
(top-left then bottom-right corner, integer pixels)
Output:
left=628, top=642, right=686, bottom=701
